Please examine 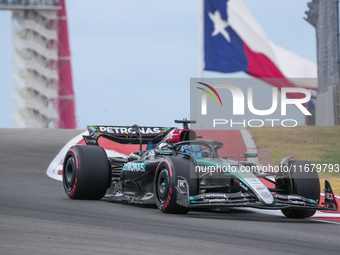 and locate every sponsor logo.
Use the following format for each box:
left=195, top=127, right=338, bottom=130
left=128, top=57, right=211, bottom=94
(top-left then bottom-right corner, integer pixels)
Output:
left=205, top=193, right=228, bottom=199
left=199, top=83, right=311, bottom=117
left=326, top=192, right=335, bottom=201
left=287, top=195, right=302, bottom=200
left=256, top=187, right=265, bottom=191
left=196, top=82, right=223, bottom=115
left=98, top=126, right=163, bottom=135
left=239, top=182, right=248, bottom=191
left=83, top=137, right=97, bottom=145
left=122, top=162, right=146, bottom=172
left=261, top=192, right=272, bottom=198
left=192, top=79, right=313, bottom=128
left=205, top=198, right=227, bottom=203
